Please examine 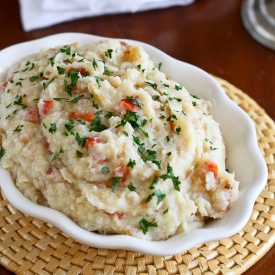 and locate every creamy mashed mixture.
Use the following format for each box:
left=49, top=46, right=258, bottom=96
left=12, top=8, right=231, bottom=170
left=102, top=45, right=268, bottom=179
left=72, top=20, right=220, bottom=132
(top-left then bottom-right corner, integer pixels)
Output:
left=0, top=40, right=239, bottom=240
